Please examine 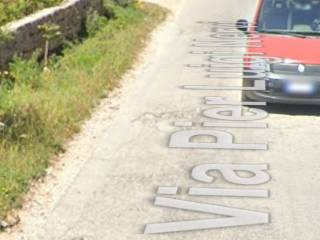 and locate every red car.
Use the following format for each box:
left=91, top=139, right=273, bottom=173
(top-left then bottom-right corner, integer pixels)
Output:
left=237, top=0, right=320, bottom=105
